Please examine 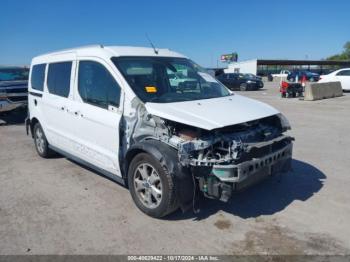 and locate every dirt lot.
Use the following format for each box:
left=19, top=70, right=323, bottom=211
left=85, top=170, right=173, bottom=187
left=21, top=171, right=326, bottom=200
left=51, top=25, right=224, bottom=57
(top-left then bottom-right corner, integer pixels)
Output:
left=1, top=83, right=350, bottom=255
